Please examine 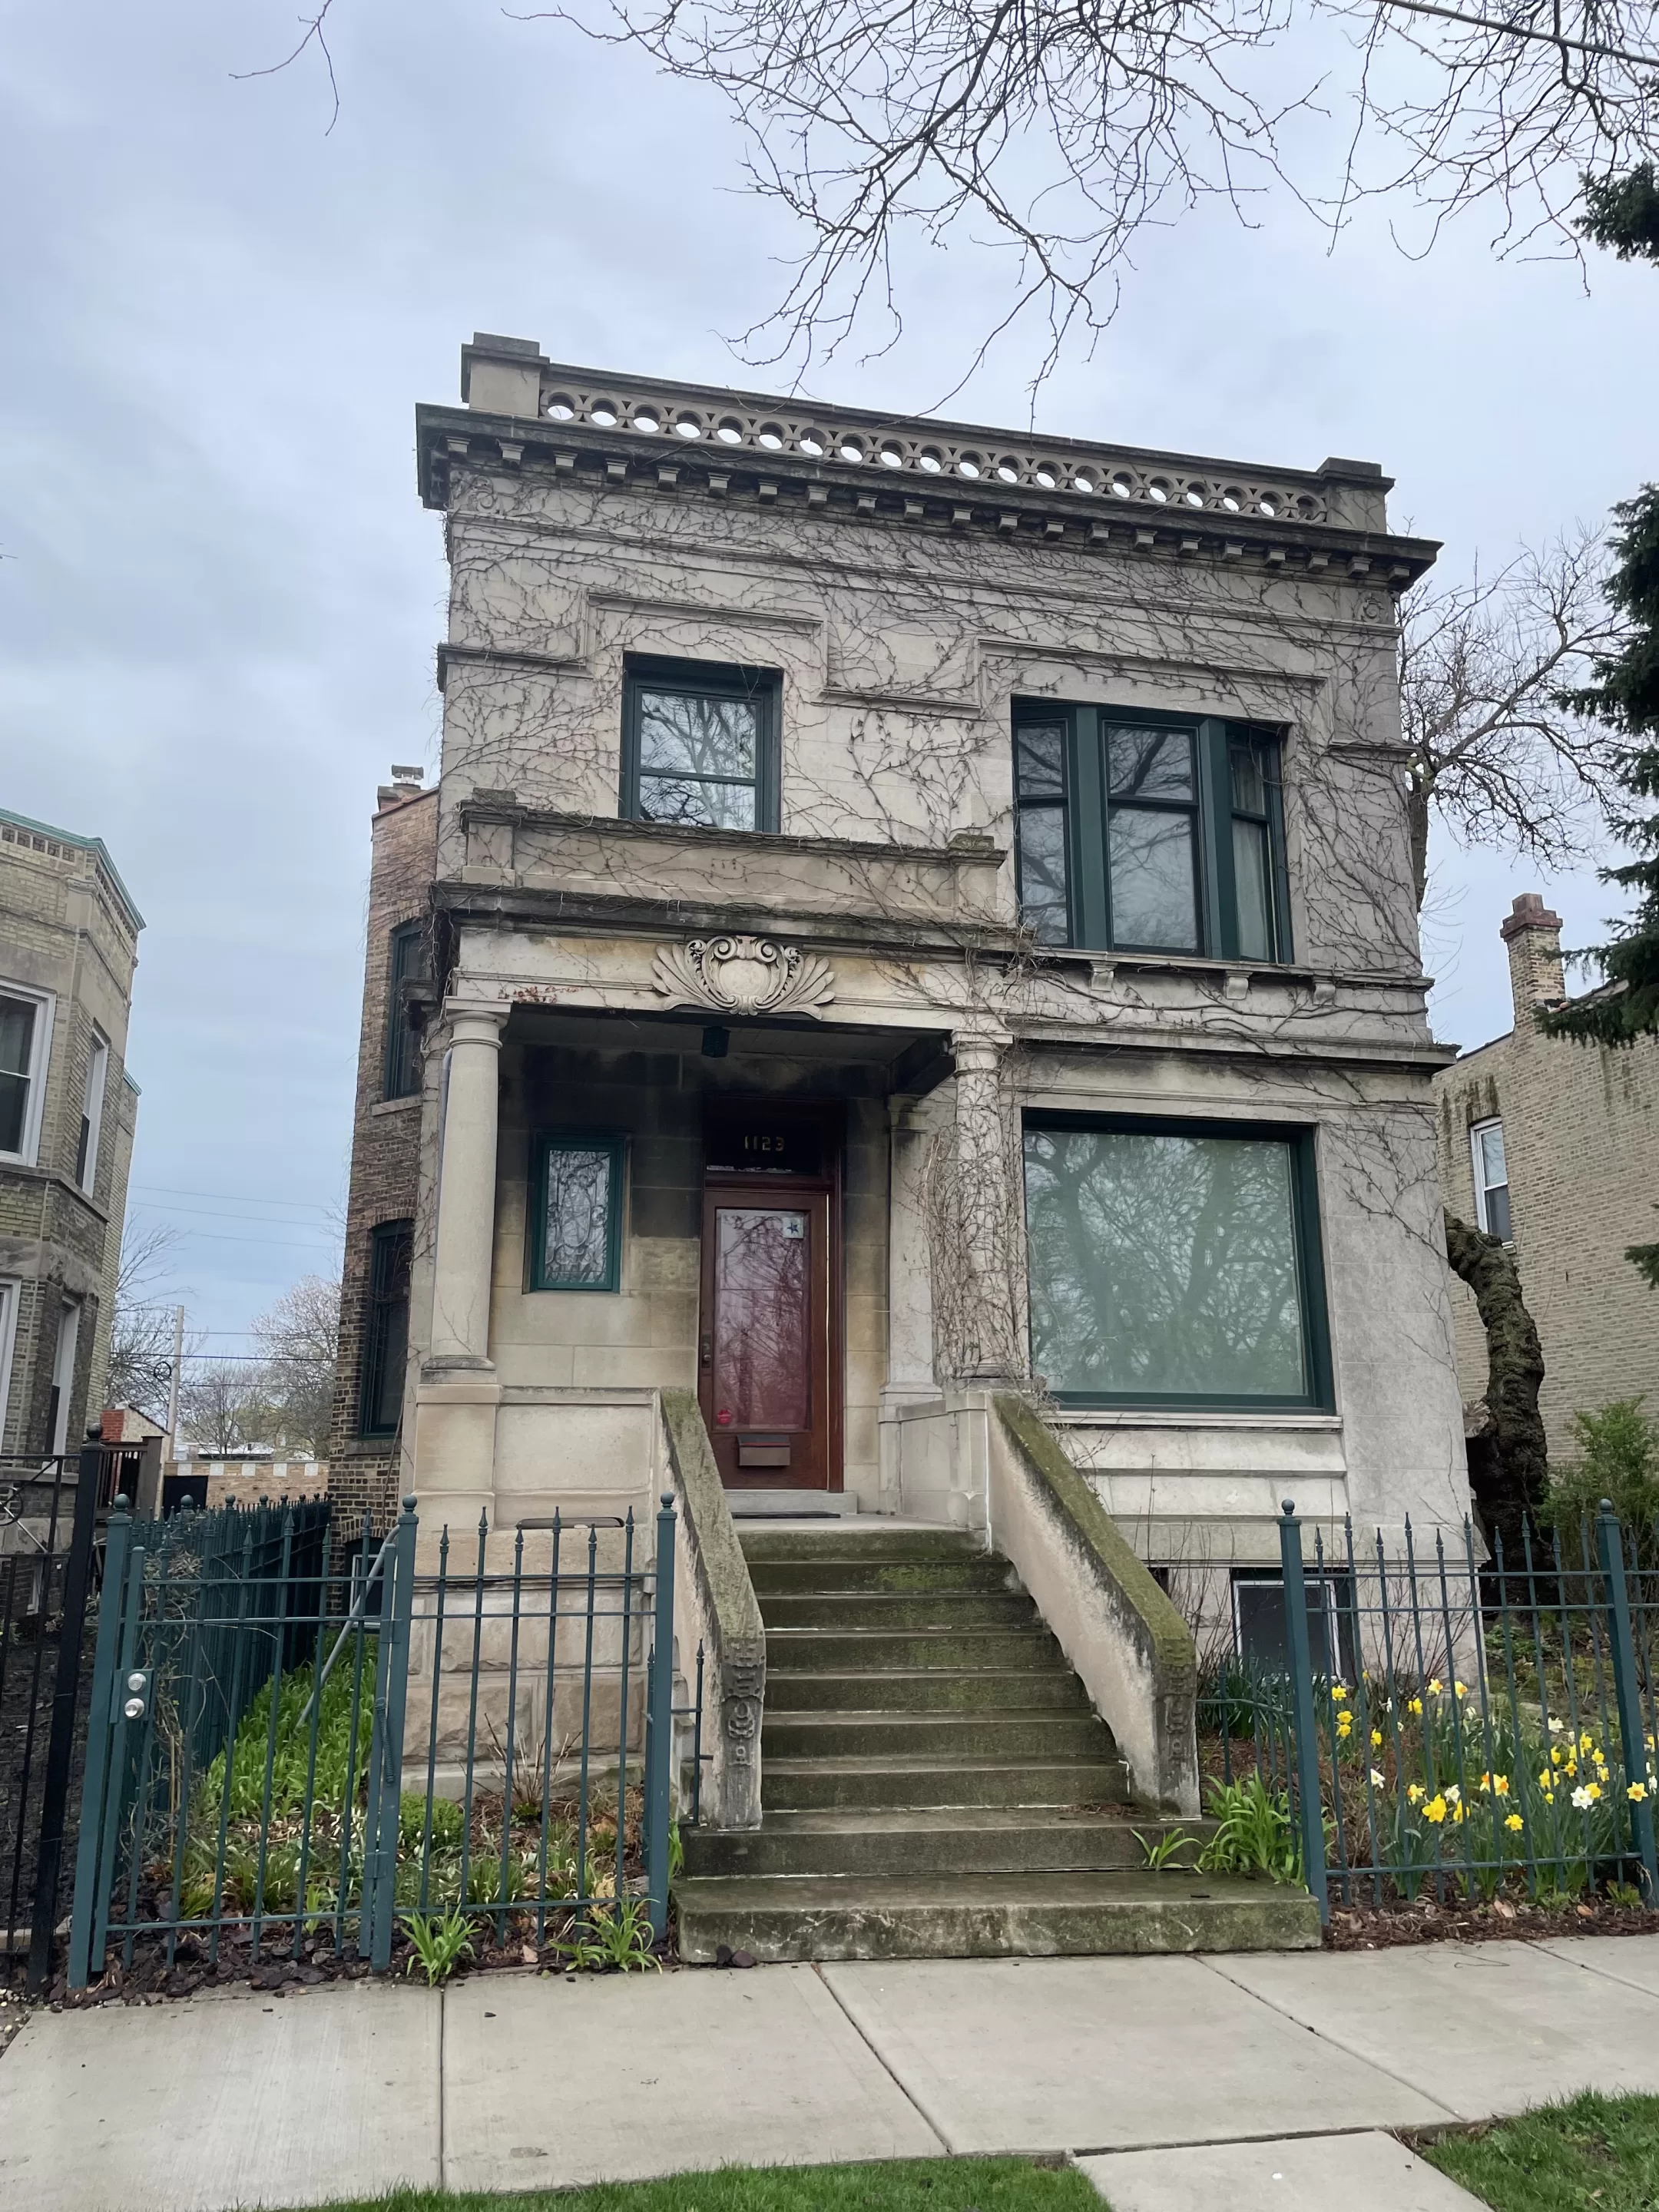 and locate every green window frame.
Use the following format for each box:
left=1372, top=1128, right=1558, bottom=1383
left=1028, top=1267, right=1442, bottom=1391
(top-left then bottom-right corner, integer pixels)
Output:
left=1021, top=1113, right=1333, bottom=1411
left=529, top=1133, right=625, bottom=1293
left=1013, top=704, right=1292, bottom=961
left=358, top=1219, right=413, bottom=1438
left=621, top=657, right=781, bottom=833
left=382, top=922, right=427, bottom=1101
